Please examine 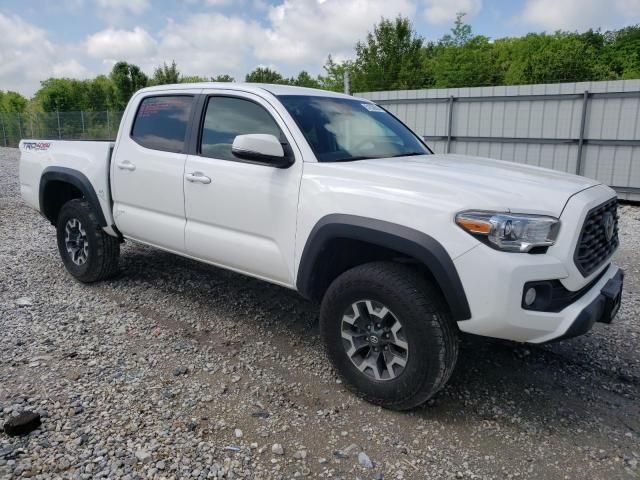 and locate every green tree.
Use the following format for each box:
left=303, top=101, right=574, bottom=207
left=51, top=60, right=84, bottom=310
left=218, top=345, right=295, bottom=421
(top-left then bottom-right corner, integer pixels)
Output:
left=602, top=25, right=640, bottom=79
left=0, top=91, right=28, bottom=113
left=110, top=61, right=148, bottom=111
left=291, top=71, right=321, bottom=88
left=85, top=75, right=116, bottom=111
left=178, top=74, right=235, bottom=83
left=212, top=74, right=235, bottom=82
left=151, top=60, right=180, bottom=85
left=440, top=13, right=473, bottom=46
left=426, top=13, right=502, bottom=88
left=245, top=67, right=289, bottom=84
left=180, top=75, right=209, bottom=83
left=34, top=78, right=88, bottom=112
left=432, top=37, right=502, bottom=87
left=335, top=16, right=429, bottom=92
left=318, top=55, right=353, bottom=92
left=495, top=32, right=609, bottom=85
